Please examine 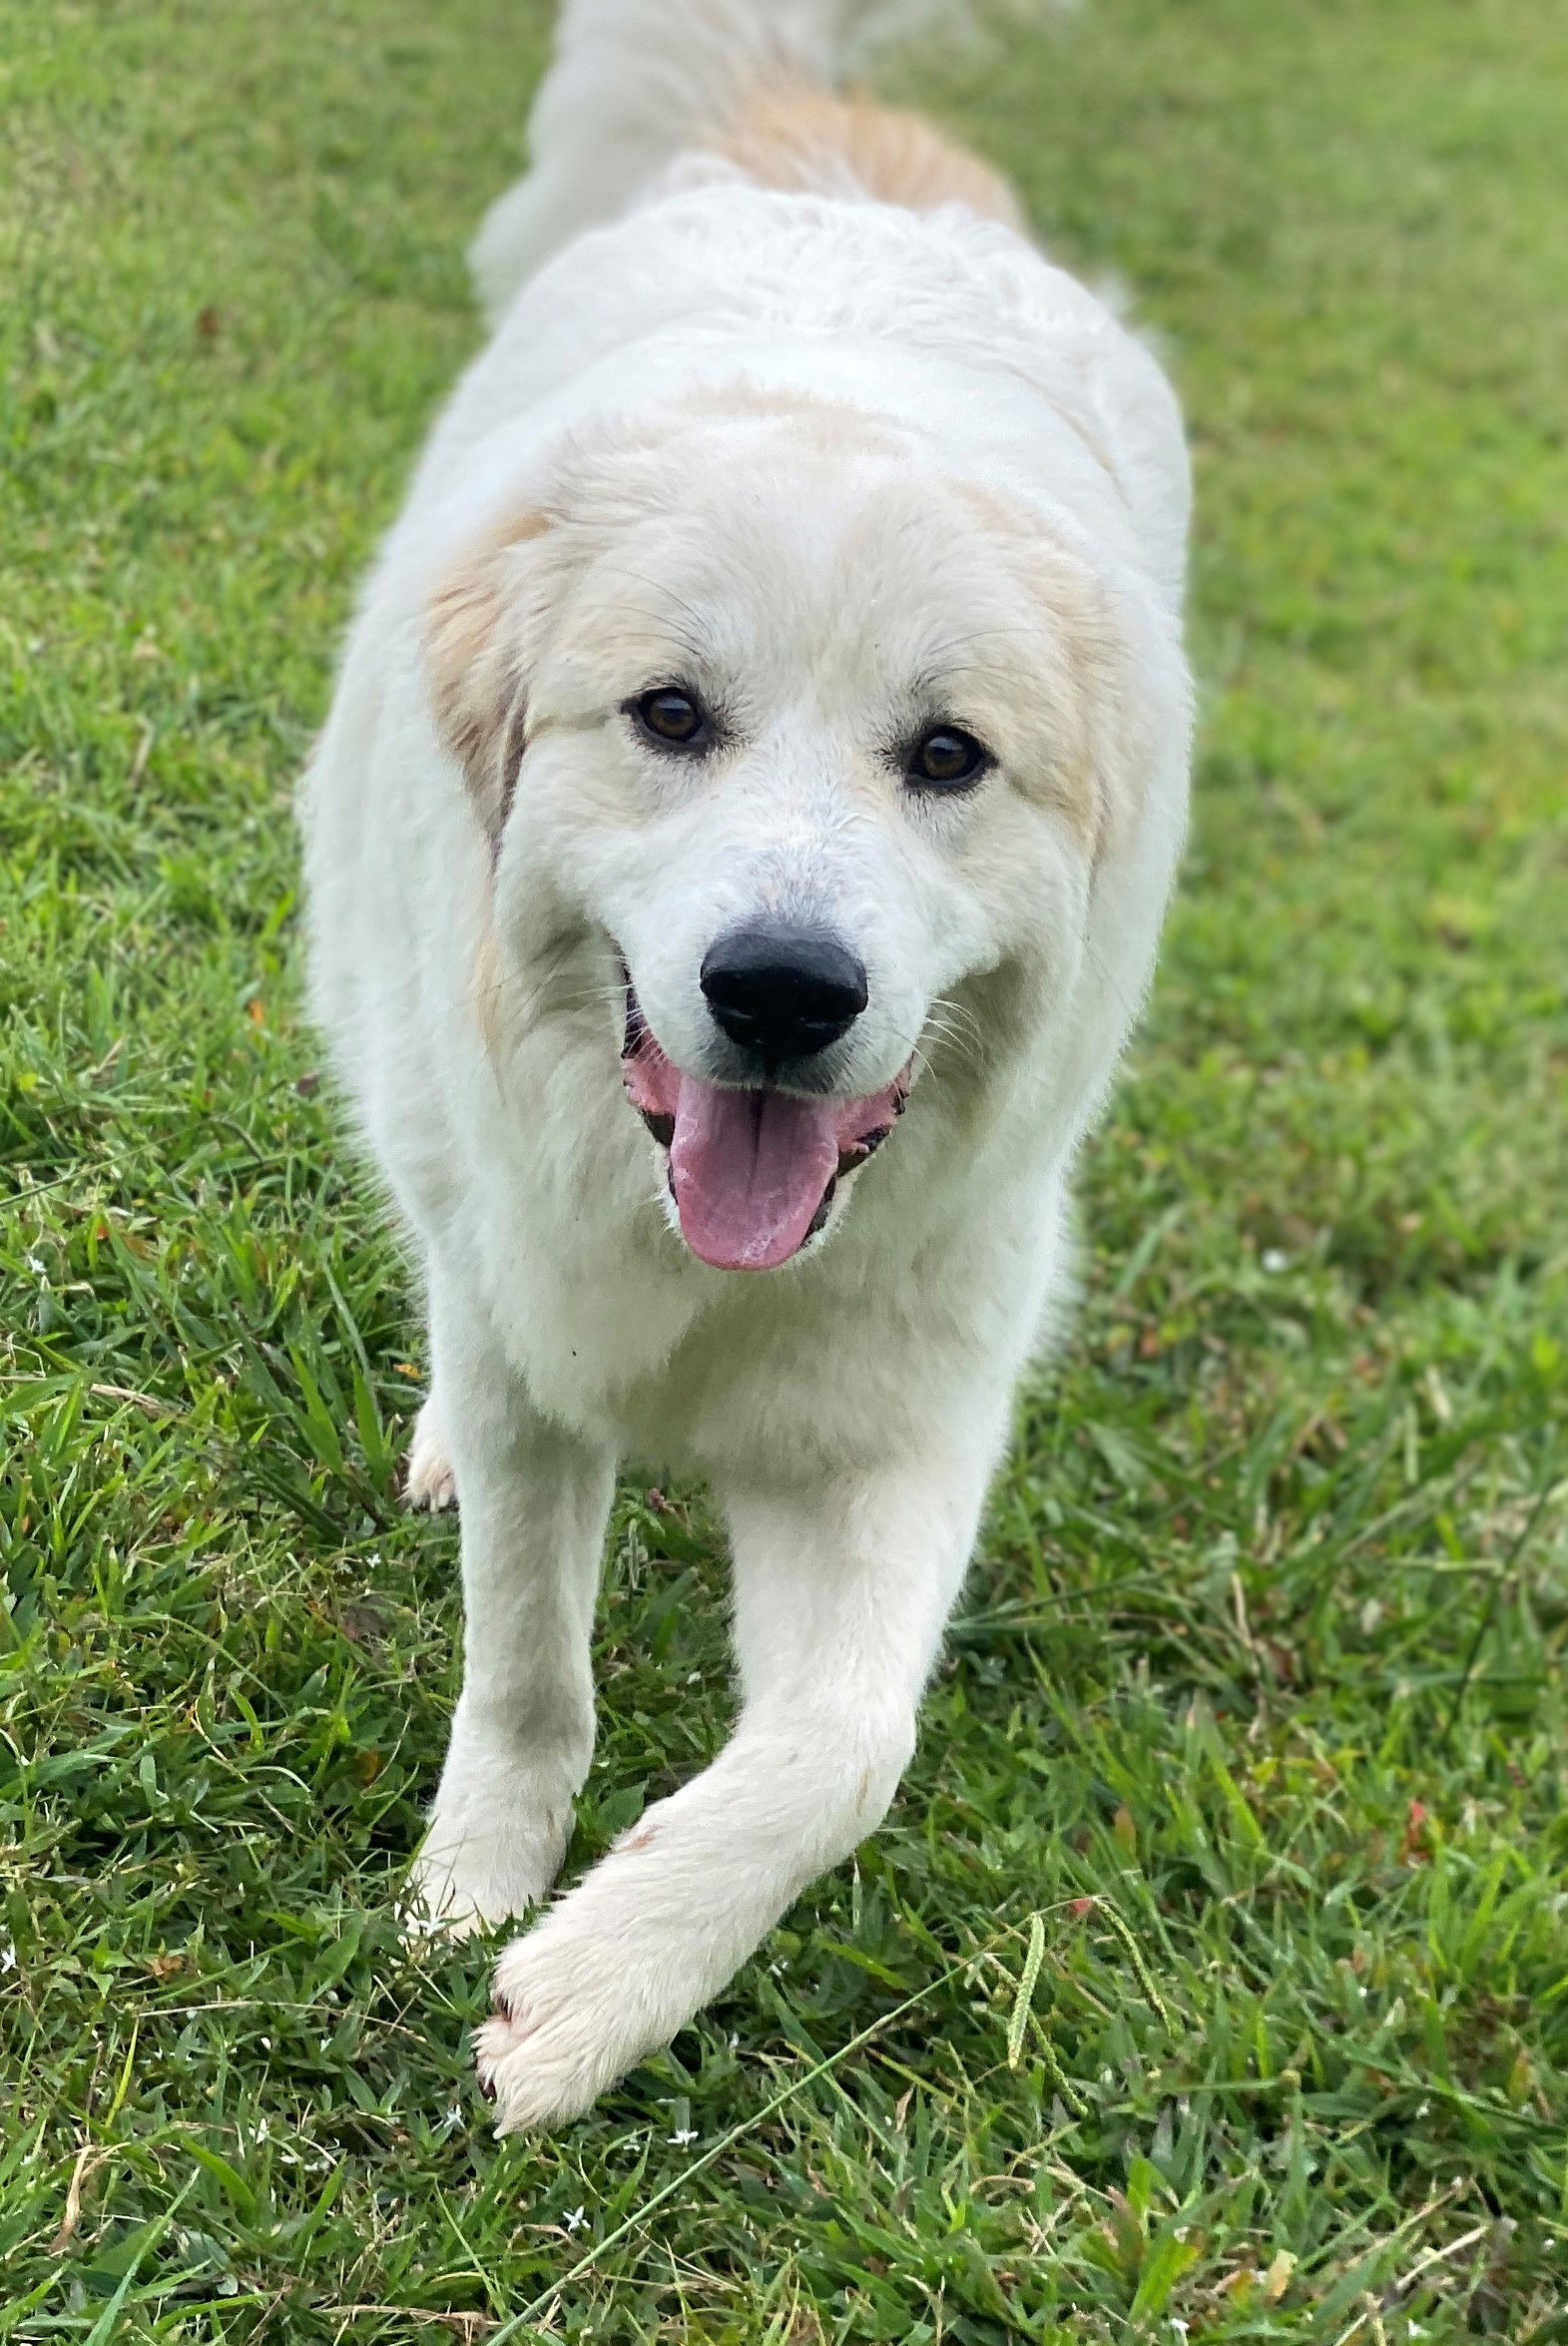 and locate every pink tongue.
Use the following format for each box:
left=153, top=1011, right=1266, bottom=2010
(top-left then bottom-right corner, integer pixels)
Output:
left=670, top=1074, right=840, bottom=1272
